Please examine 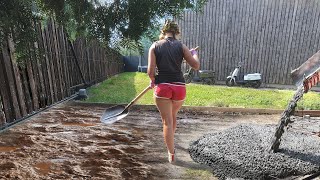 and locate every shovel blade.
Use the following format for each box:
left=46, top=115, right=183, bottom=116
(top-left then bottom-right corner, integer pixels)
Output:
left=100, top=105, right=127, bottom=124
left=101, top=111, right=129, bottom=124
left=291, top=50, right=320, bottom=86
